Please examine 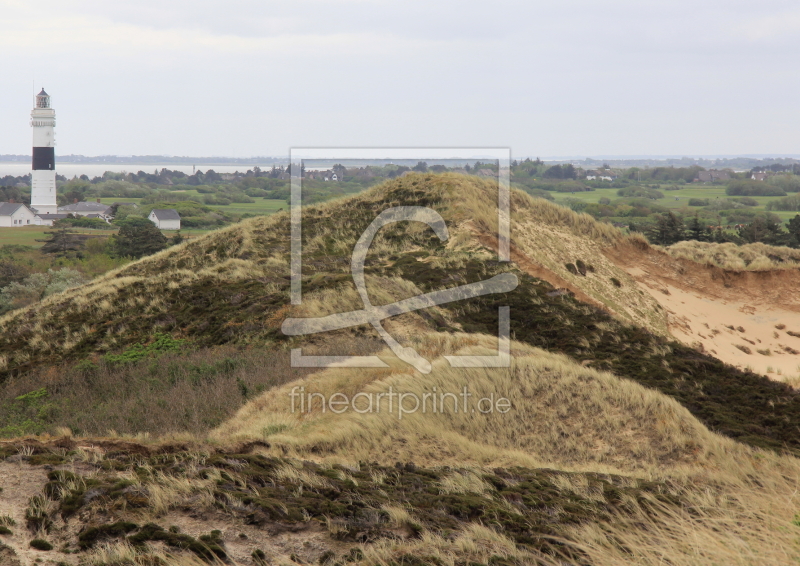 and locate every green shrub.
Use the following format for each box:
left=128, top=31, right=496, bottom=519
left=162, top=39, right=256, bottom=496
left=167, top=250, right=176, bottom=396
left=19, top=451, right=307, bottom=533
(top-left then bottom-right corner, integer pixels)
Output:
left=565, top=263, right=578, bottom=275
left=30, top=539, right=53, bottom=551
left=688, top=198, right=709, bottom=206
left=104, top=333, right=186, bottom=366
left=617, top=186, right=664, bottom=200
